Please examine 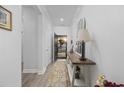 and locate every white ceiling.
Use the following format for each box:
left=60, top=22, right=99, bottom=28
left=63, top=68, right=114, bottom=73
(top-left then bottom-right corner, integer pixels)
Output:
left=45, top=5, right=79, bottom=26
